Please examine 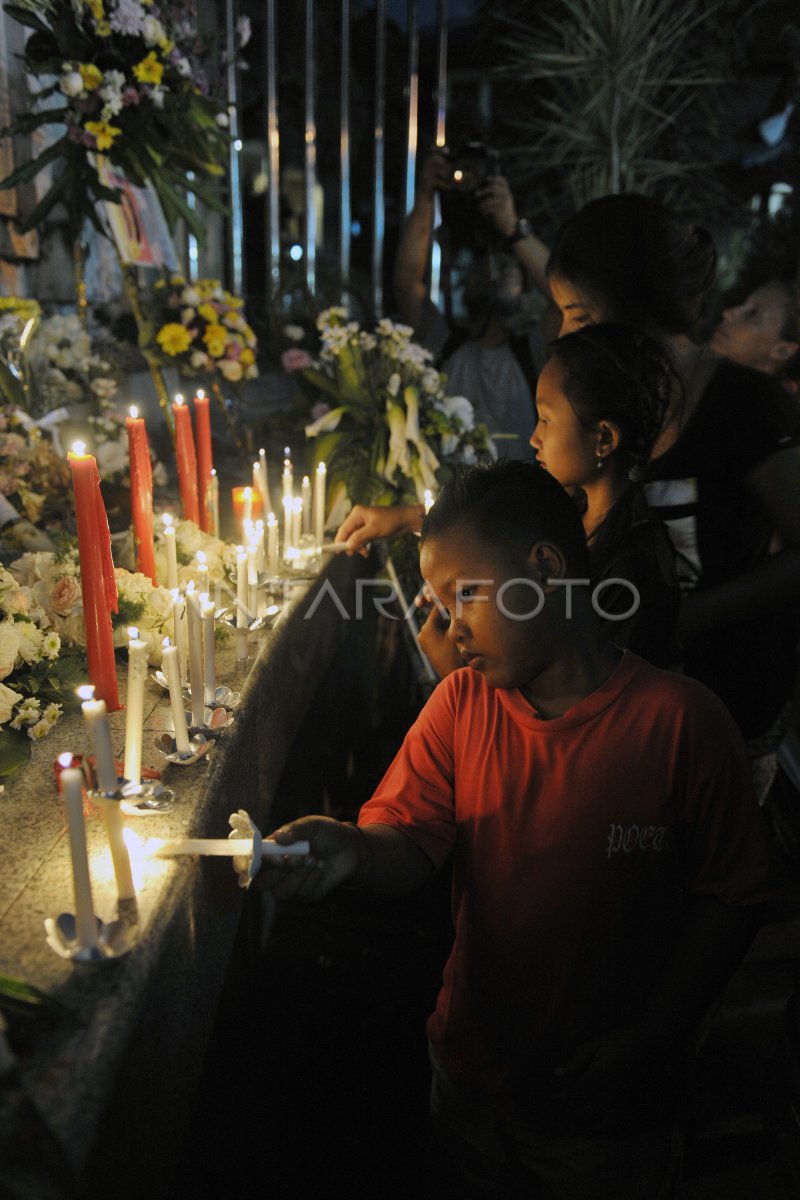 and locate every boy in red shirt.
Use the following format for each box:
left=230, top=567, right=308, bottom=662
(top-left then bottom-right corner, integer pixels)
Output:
left=260, top=459, right=771, bottom=1199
